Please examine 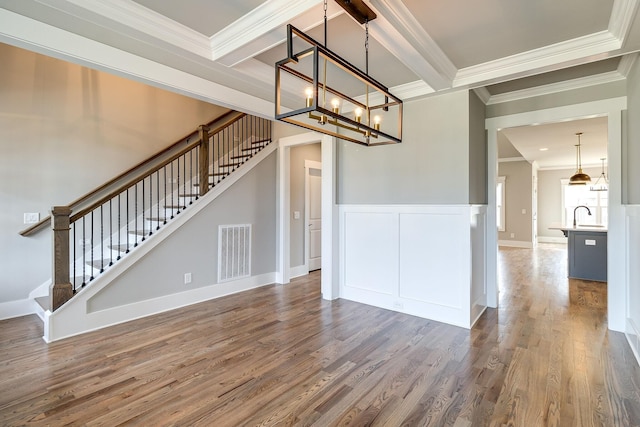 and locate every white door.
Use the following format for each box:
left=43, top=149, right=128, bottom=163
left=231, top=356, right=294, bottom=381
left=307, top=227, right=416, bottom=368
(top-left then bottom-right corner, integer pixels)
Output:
left=305, top=161, right=322, bottom=271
